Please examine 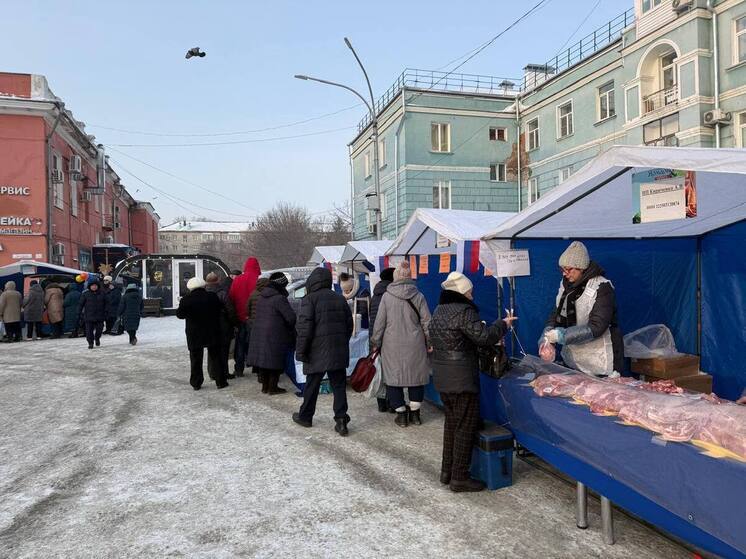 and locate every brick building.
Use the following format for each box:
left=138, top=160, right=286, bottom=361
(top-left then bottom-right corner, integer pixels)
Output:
left=0, top=72, right=160, bottom=269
